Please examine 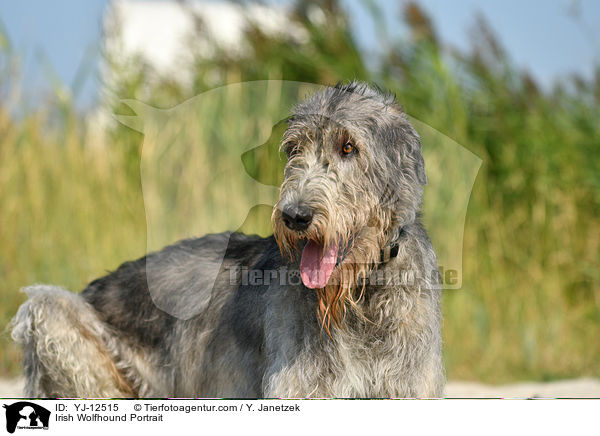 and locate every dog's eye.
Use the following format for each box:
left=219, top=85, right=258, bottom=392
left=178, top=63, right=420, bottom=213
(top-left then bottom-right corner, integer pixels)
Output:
left=341, top=141, right=355, bottom=156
